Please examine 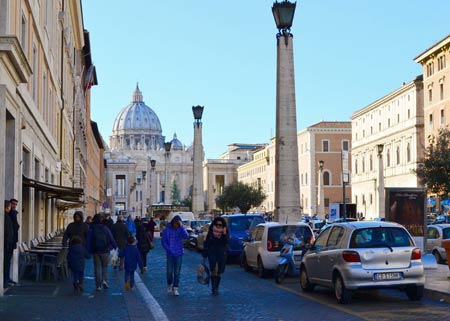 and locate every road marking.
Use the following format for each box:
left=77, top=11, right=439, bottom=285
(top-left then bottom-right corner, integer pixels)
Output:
left=135, top=272, right=169, bottom=321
